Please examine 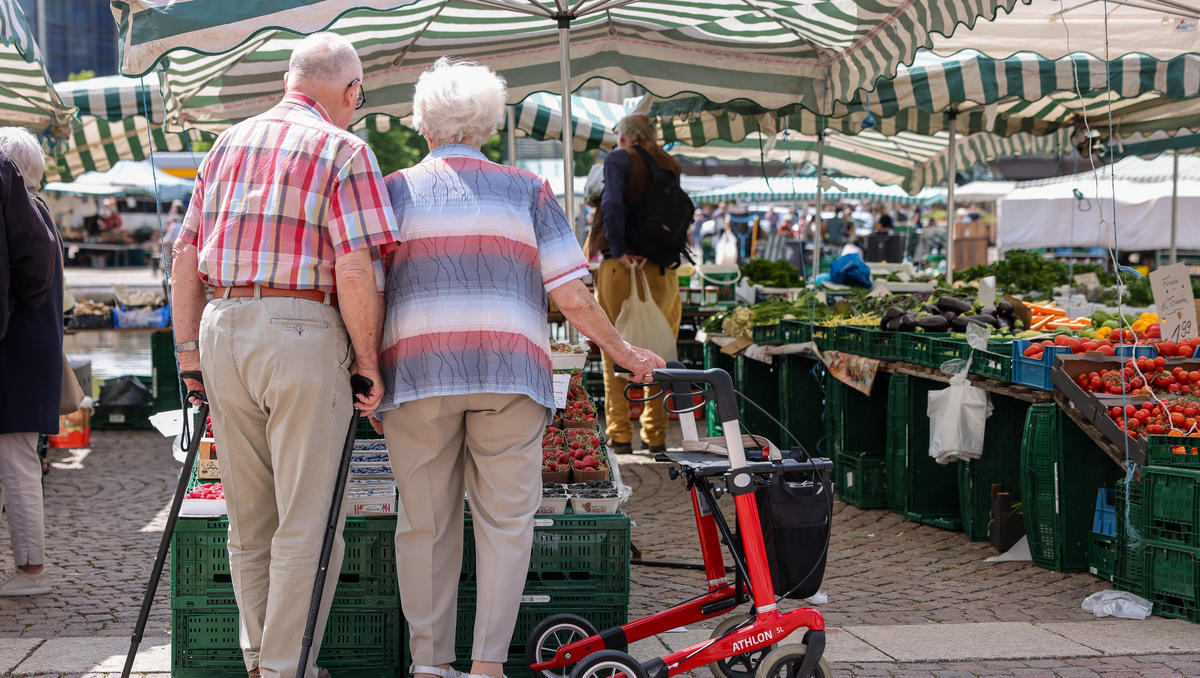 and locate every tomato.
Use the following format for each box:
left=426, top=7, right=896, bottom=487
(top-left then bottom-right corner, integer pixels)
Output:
left=1126, top=359, right=1137, bottom=371
left=1156, top=356, right=1167, bottom=369
left=1136, top=409, right=1151, bottom=421
left=1137, top=357, right=1150, bottom=371
left=1091, top=377, right=1103, bottom=390
left=1110, top=329, right=1125, bottom=343
left=1174, top=367, right=1186, bottom=379
left=1111, top=406, right=1124, bottom=418
left=1172, top=412, right=1186, bottom=426
left=1178, top=344, right=1196, bottom=358
left=1170, top=383, right=1183, bottom=394
left=1188, top=418, right=1198, bottom=430
left=1042, top=340, right=1055, bottom=348
left=1149, top=424, right=1166, bottom=434
left=1023, top=345, right=1040, bottom=358
left=1108, top=384, right=1123, bottom=394
left=1098, top=344, right=1115, bottom=356
left=1191, top=372, right=1200, bottom=384
left=1056, top=334, right=1074, bottom=346
left=1131, top=377, right=1145, bottom=390
left=1127, top=418, right=1142, bottom=429
left=1188, top=407, right=1199, bottom=418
